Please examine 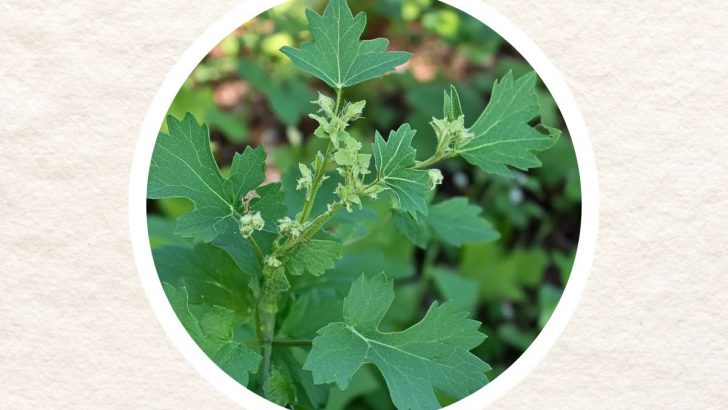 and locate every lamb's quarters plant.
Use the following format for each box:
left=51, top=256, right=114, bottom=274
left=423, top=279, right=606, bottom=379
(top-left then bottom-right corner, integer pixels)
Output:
left=149, top=0, right=560, bottom=408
